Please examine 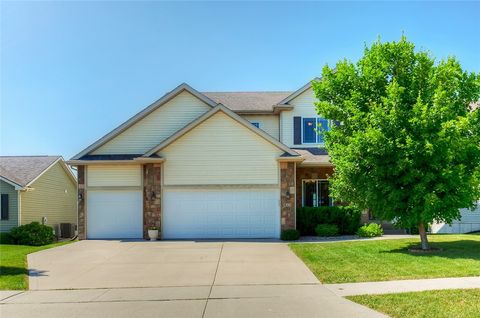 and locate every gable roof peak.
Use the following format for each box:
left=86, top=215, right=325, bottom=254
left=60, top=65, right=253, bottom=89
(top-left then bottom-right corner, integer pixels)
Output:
left=71, top=83, right=219, bottom=160
left=277, top=77, right=320, bottom=105
left=143, top=103, right=298, bottom=157
left=0, top=156, right=75, bottom=188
